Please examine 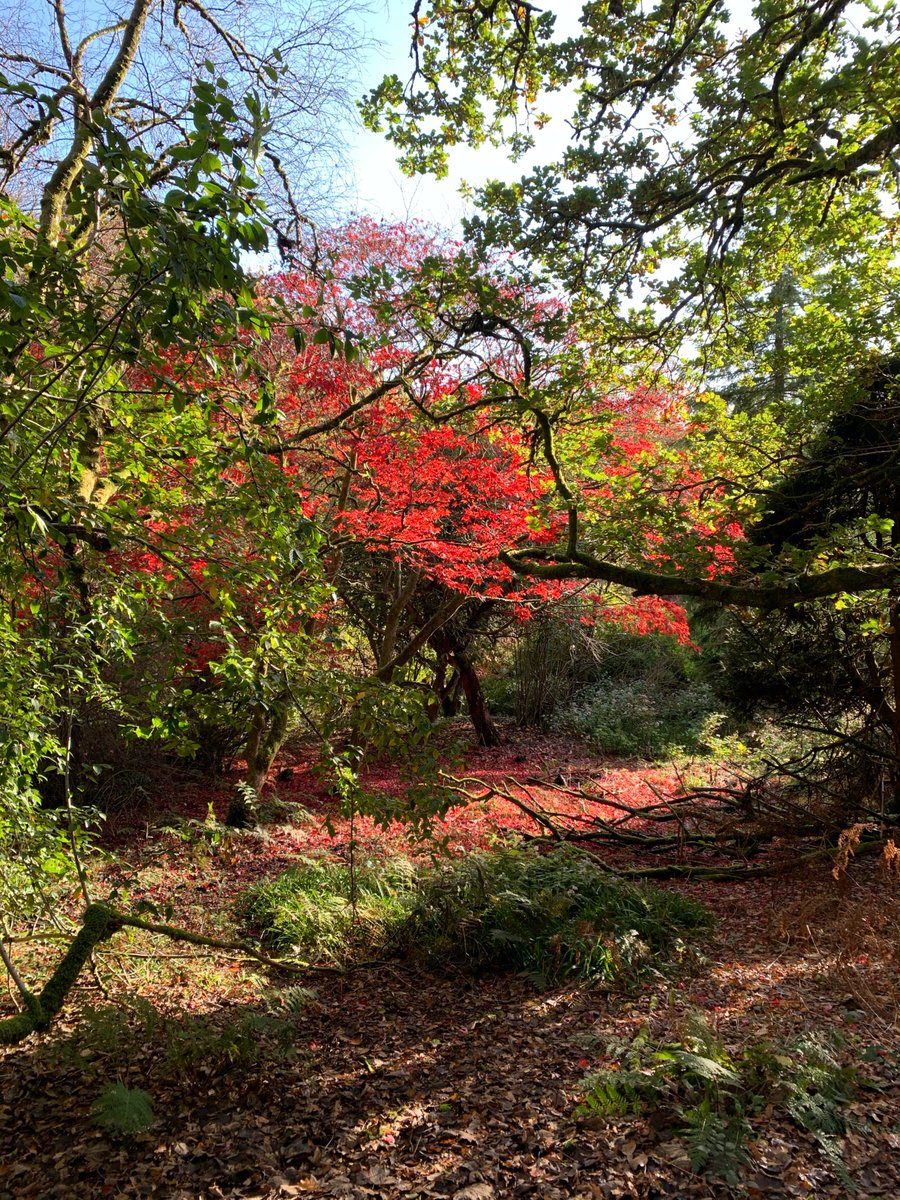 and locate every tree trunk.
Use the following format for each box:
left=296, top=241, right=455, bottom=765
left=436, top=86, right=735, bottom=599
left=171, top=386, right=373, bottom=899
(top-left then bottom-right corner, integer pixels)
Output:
left=455, top=647, right=501, bottom=746
left=227, top=699, right=291, bottom=826
left=443, top=670, right=463, bottom=717
left=245, top=704, right=271, bottom=794
left=431, top=629, right=500, bottom=746
left=428, top=656, right=462, bottom=719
